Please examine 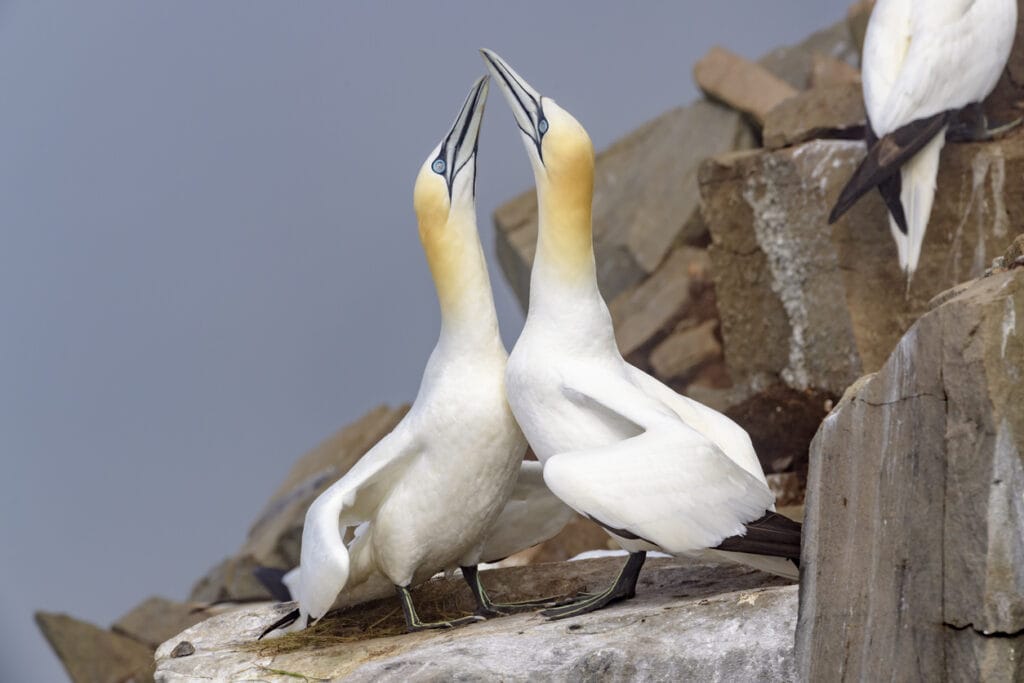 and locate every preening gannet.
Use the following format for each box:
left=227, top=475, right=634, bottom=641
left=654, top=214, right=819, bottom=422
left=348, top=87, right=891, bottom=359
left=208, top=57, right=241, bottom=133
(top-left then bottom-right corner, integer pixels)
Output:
left=481, top=49, right=801, bottom=619
left=829, top=0, right=1018, bottom=280
left=260, top=76, right=530, bottom=636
